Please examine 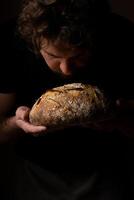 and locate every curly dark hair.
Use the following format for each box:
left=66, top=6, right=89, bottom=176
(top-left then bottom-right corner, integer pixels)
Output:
left=18, top=0, right=110, bottom=53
